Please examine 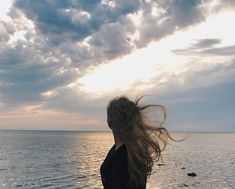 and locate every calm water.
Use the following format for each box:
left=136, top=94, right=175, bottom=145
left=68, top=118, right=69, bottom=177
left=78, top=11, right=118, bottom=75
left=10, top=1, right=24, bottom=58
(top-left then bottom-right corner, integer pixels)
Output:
left=0, top=131, right=234, bottom=189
